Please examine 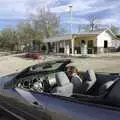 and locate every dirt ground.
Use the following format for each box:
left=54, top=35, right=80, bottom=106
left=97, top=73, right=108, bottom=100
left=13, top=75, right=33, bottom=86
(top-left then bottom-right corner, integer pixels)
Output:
left=0, top=53, right=120, bottom=76
left=72, top=57, right=120, bottom=73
